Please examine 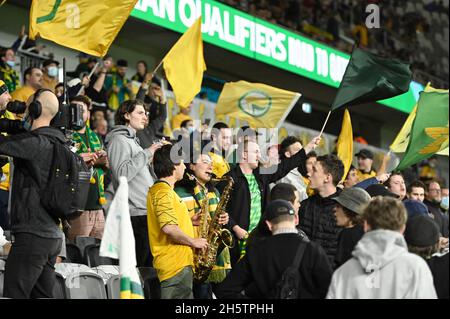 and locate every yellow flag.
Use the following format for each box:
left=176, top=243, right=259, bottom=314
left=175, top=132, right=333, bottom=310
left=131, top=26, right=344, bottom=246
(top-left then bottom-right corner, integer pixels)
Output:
left=215, top=81, right=301, bottom=128
left=163, top=17, right=206, bottom=108
left=438, top=147, right=449, bottom=156
left=29, top=0, right=138, bottom=57
left=336, top=109, right=353, bottom=181
left=390, top=83, right=449, bottom=155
